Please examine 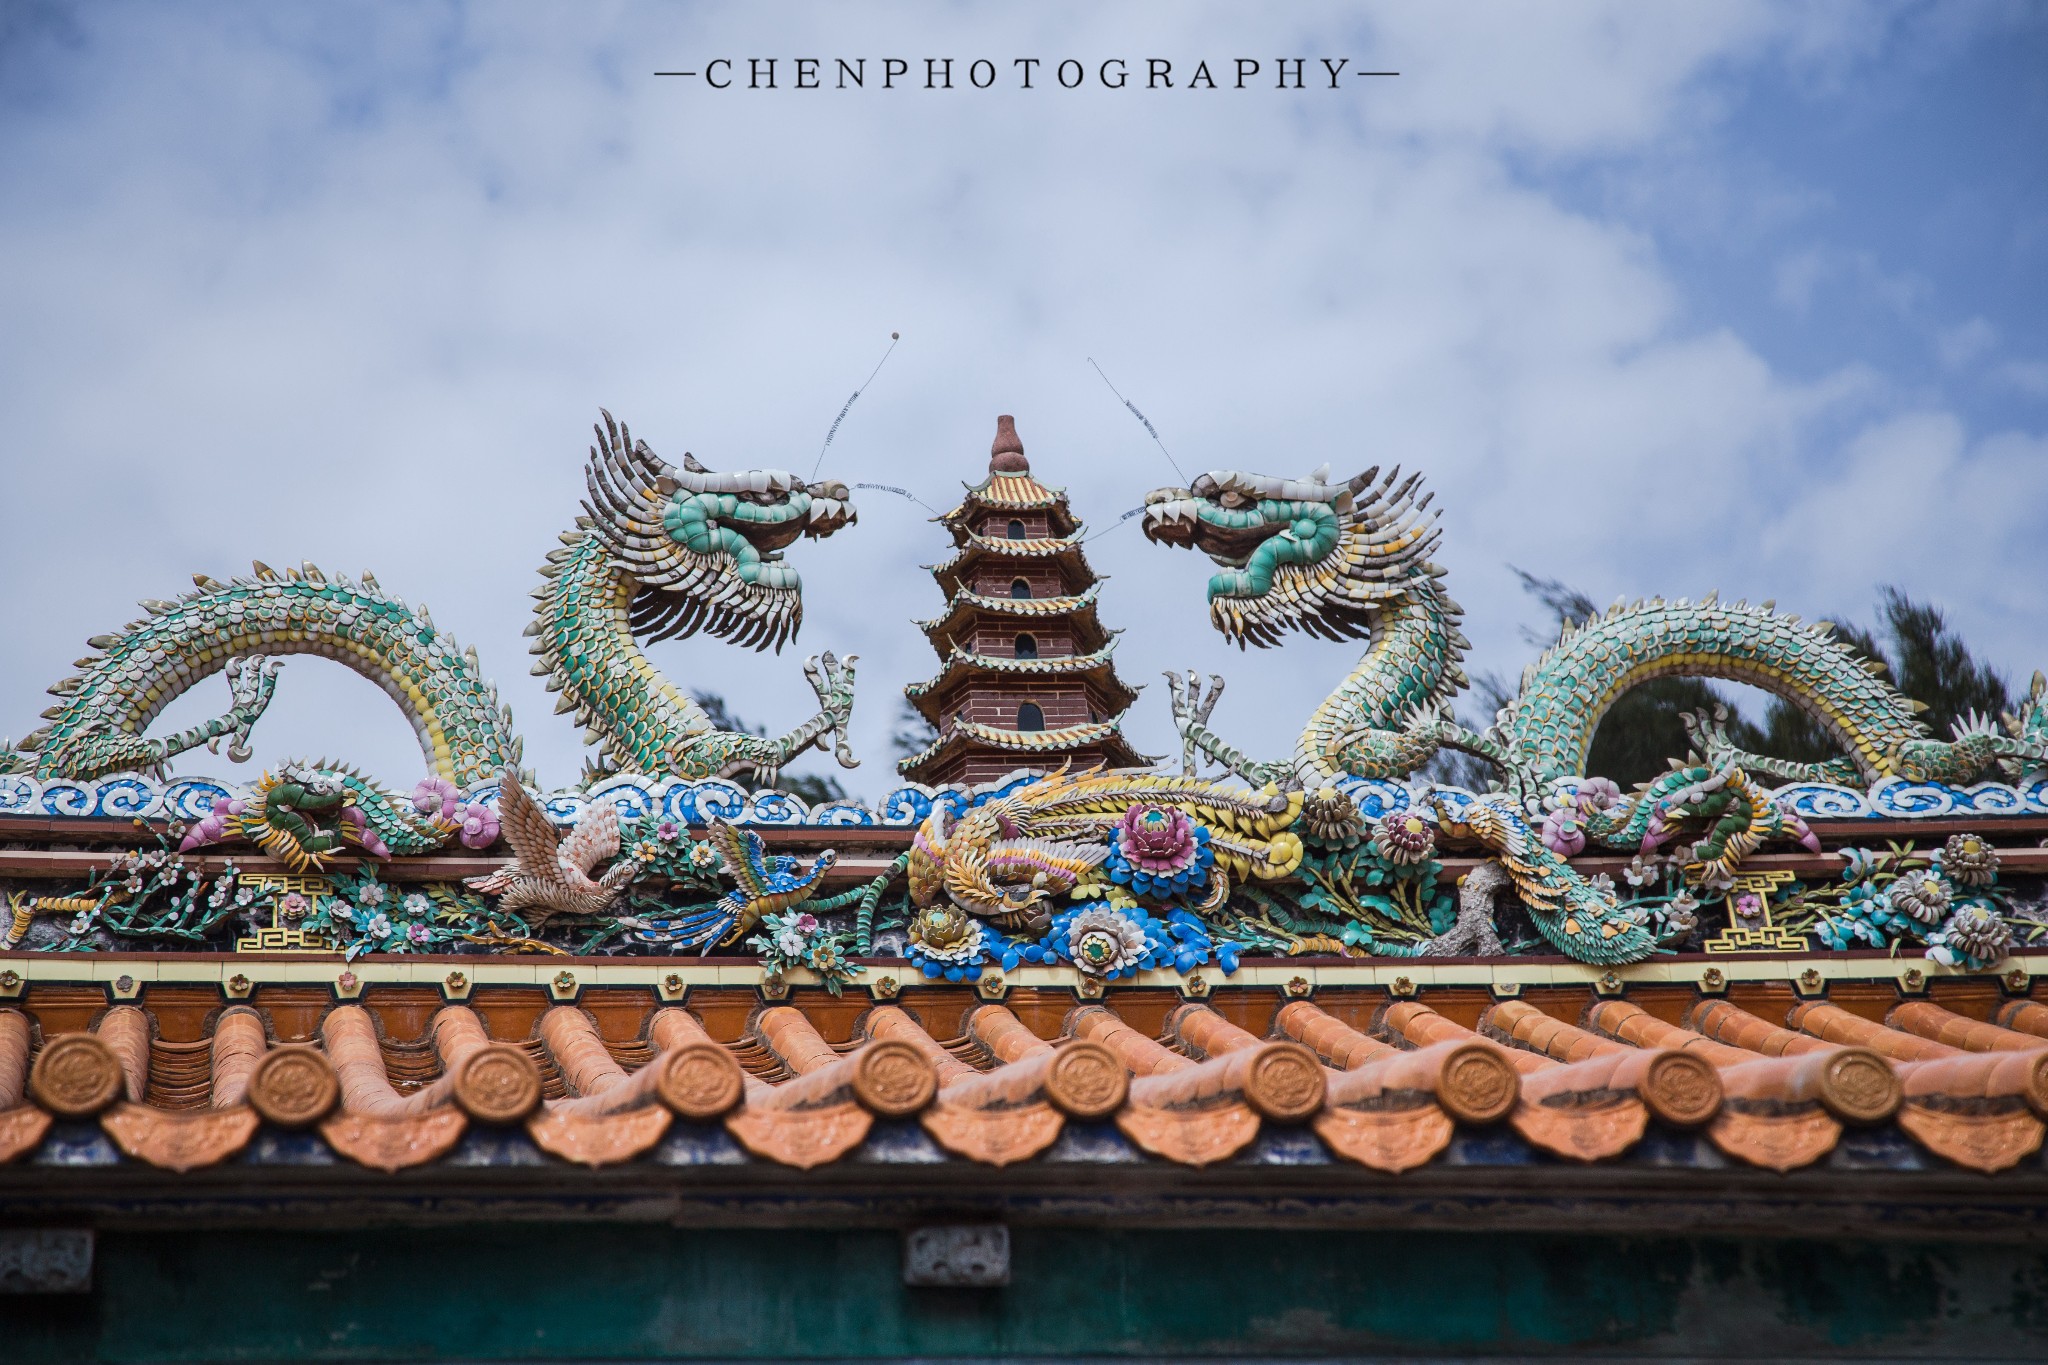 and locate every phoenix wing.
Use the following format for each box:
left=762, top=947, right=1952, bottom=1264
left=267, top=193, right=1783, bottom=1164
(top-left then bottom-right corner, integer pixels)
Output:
left=493, top=771, right=563, bottom=874
left=559, top=800, right=621, bottom=876
left=707, top=820, right=774, bottom=902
